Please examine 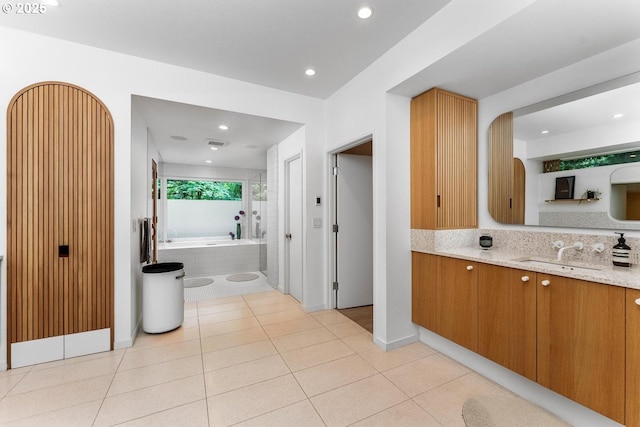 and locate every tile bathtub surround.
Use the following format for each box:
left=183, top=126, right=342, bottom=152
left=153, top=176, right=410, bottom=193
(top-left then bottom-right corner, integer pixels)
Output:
left=0, top=290, right=520, bottom=427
